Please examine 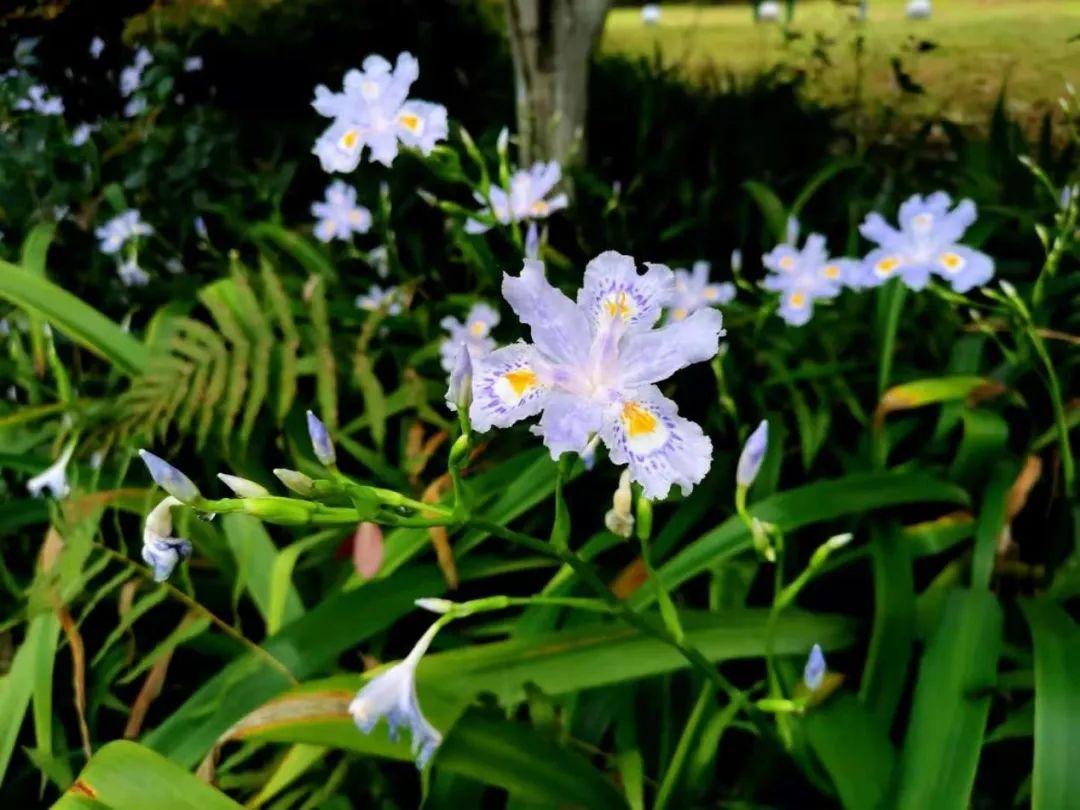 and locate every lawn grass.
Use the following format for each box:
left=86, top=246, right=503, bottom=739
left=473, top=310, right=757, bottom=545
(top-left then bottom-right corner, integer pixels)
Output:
left=602, top=0, right=1080, bottom=130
